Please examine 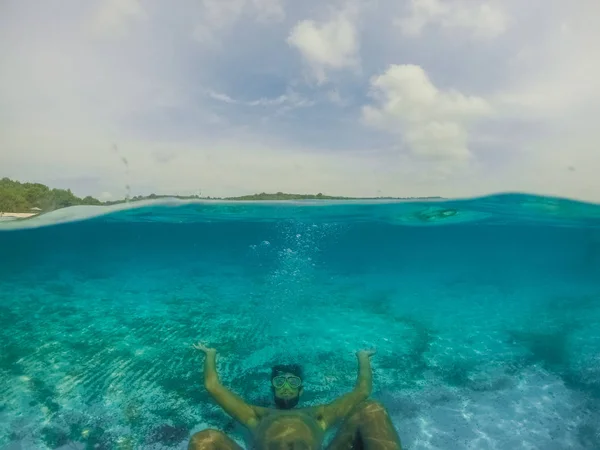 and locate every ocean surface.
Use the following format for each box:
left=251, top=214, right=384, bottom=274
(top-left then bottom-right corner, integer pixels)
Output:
left=1, top=194, right=600, bottom=450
